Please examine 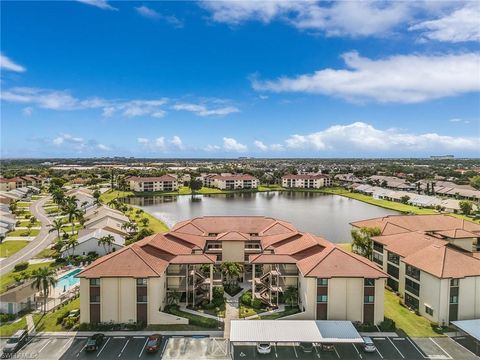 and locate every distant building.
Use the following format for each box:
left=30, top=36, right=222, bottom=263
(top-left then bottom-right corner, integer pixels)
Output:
left=128, top=175, right=178, bottom=192
left=282, top=174, right=331, bottom=189
left=0, top=176, right=44, bottom=192
left=207, top=174, right=258, bottom=190
left=430, top=155, right=454, bottom=160
left=61, top=228, right=125, bottom=258
left=352, top=214, right=480, bottom=325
